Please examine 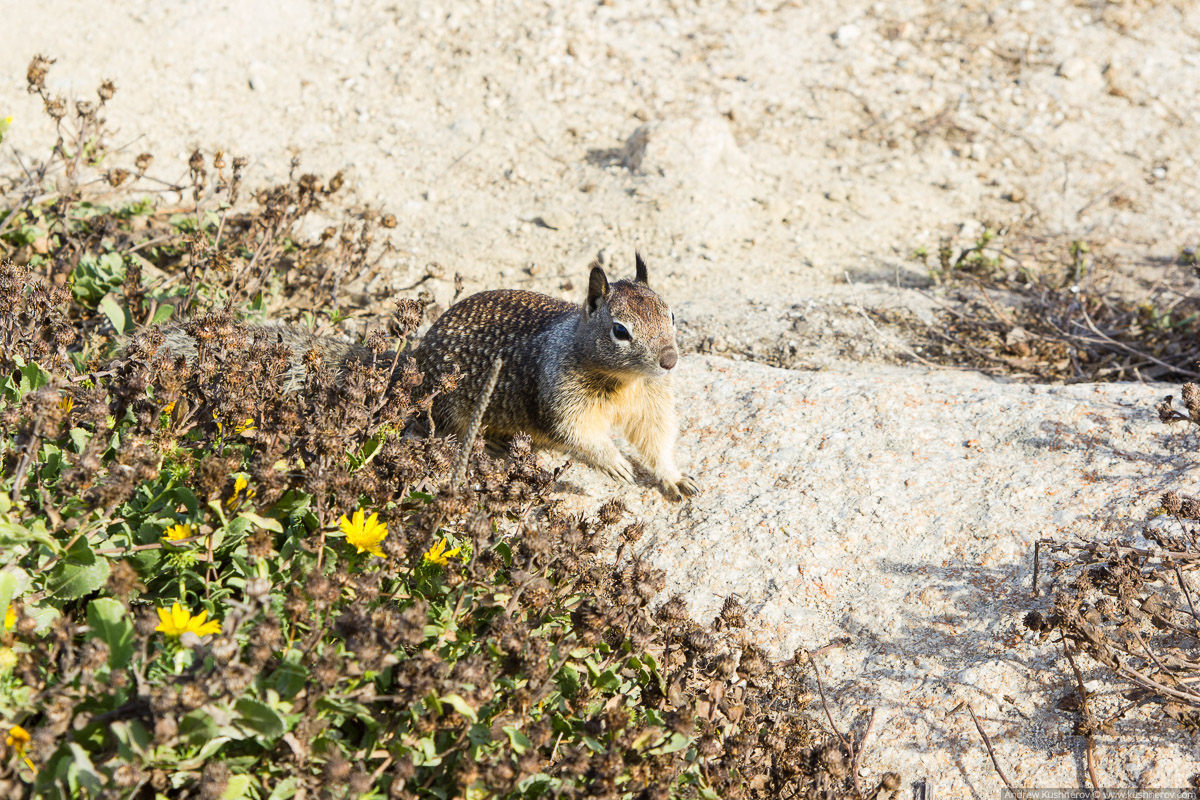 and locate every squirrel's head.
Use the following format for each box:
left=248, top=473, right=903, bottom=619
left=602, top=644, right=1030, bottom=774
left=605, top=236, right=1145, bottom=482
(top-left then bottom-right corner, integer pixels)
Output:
left=581, top=253, right=679, bottom=377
